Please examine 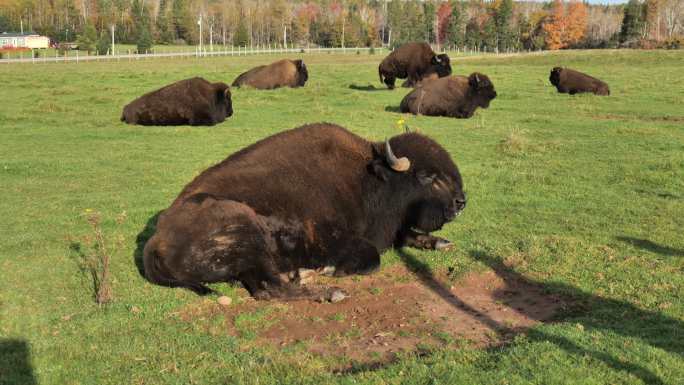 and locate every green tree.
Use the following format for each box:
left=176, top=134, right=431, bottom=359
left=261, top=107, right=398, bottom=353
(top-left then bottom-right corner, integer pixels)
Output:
left=465, top=18, right=482, bottom=49
left=620, top=0, right=646, bottom=43
left=77, top=23, right=98, bottom=53
left=448, top=1, right=465, bottom=47
left=234, top=18, right=249, bottom=46
left=96, top=30, right=112, bottom=55
left=493, top=0, right=514, bottom=51
left=423, top=1, right=436, bottom=43
left=482, top=16, right=497, bottom=51
left=137, top=25, right=153, bottom=53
